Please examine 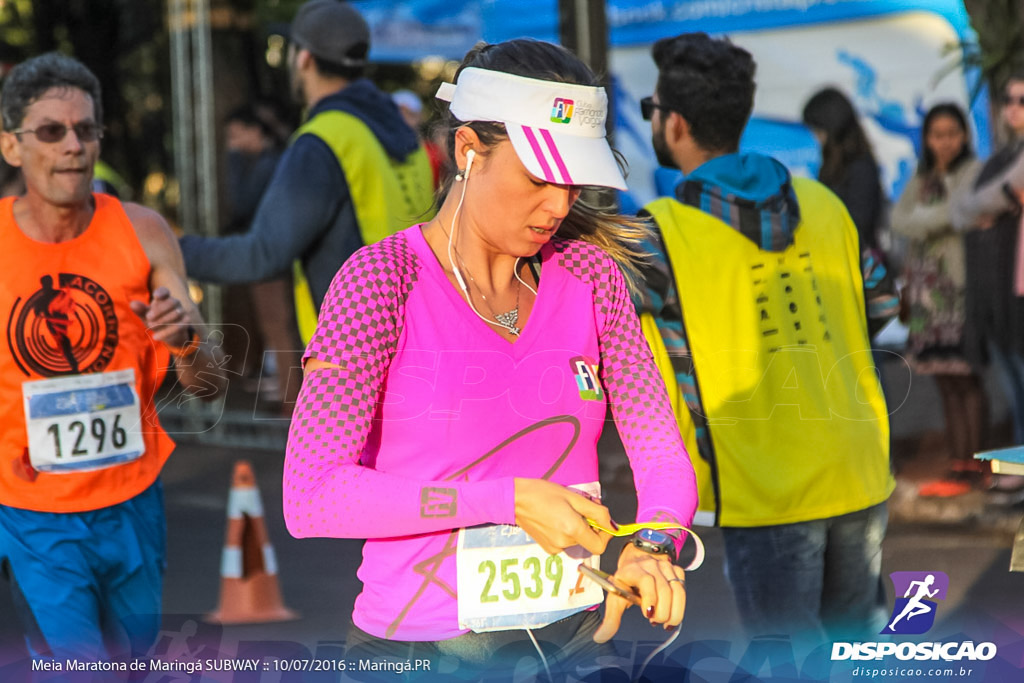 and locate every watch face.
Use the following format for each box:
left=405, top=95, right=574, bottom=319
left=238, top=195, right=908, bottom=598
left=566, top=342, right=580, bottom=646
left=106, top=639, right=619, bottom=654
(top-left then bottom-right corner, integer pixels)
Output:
left=640, top=528, right=671, bottom=545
